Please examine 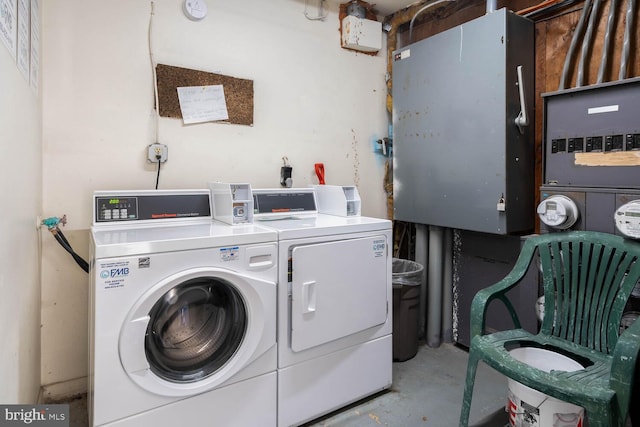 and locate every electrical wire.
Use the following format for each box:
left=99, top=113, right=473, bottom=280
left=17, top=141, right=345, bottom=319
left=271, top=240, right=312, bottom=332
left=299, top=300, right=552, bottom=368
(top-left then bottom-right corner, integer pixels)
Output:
left=523, top=0, right=580, bottom=20
left=155, top=157, right=162, bottom=190
left=597, top=0, right=618, bottom=83
left=517, top=0, right=559, bottom=16
left=149, top=1, right=160, bottom=142
left=149, top=2, right=165, bottom=190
